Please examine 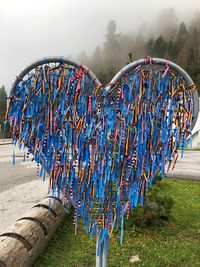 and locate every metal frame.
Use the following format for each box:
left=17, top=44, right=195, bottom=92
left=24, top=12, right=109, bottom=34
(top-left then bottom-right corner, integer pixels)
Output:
left=10, top=56, right=102, bottom=97
left=9, top=56, right=105, bottom=266
left=109, top=57, right=199, bottom=131
left=9, top=57, right=199, bottom=267
left=10, top=56, right=199, bottom=130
